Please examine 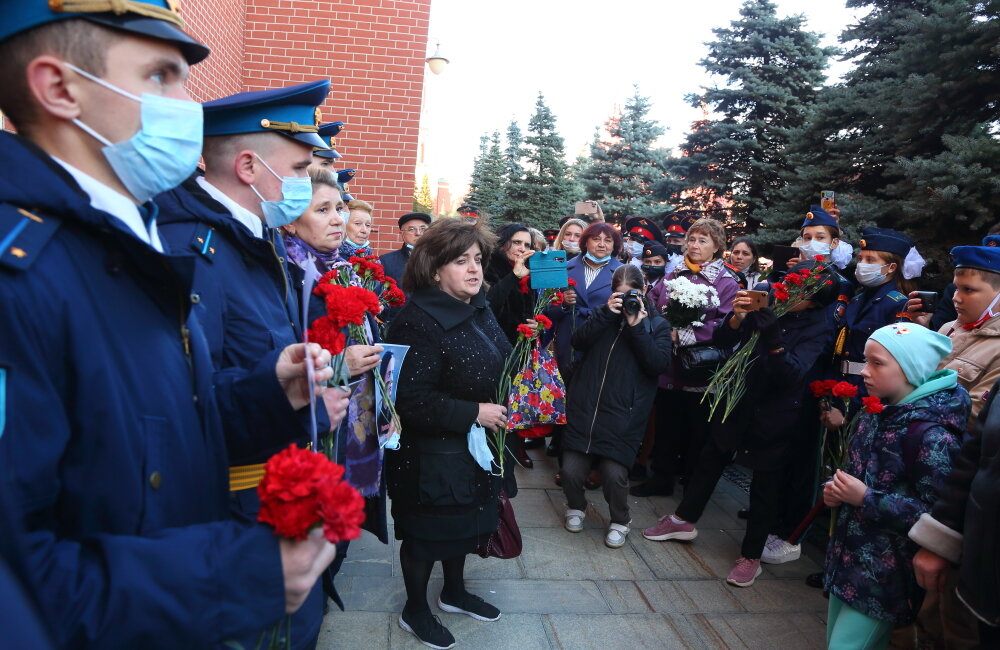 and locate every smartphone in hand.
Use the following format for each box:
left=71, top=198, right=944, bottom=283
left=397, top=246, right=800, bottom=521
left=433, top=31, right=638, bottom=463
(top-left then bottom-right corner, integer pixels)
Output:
left=745, top=290, right=769, bottom=311
left=913, top=291, right=939, bottom=313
